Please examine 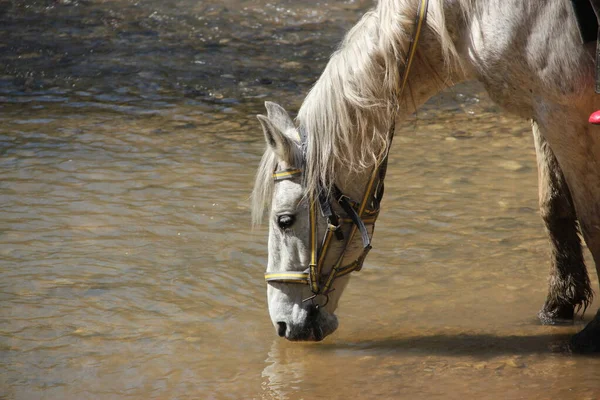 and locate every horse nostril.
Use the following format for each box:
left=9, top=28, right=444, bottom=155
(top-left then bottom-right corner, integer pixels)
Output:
left=277, top=322, right=287, bottom=337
